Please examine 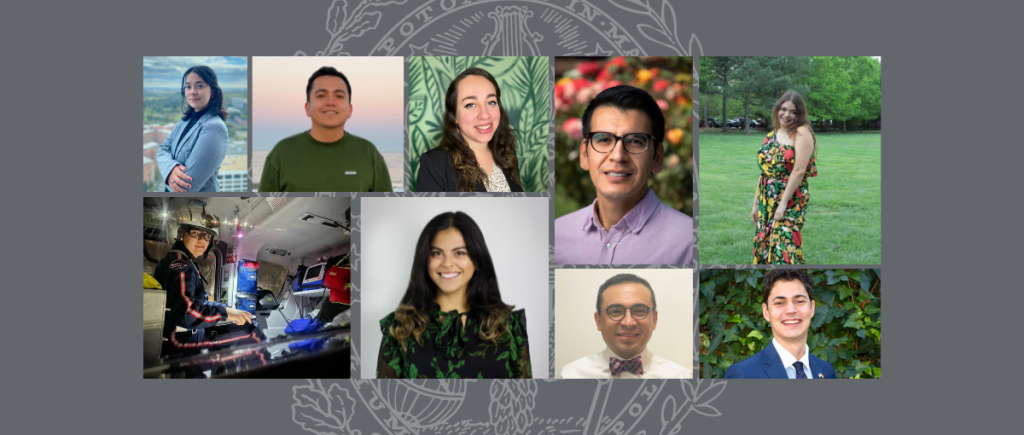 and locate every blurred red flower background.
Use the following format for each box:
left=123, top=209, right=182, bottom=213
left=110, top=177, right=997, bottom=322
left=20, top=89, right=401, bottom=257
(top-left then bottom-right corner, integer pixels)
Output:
left=554, top=56, right=693, bottom=218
